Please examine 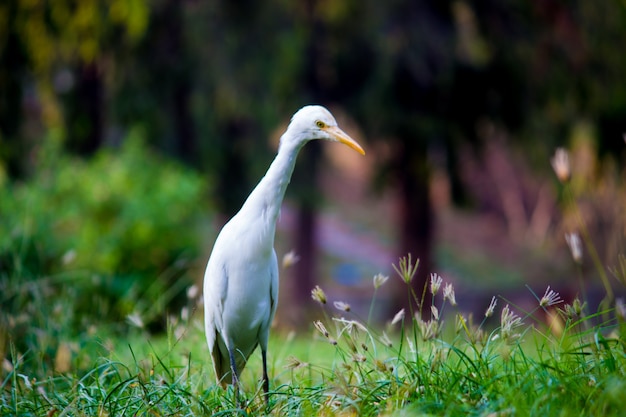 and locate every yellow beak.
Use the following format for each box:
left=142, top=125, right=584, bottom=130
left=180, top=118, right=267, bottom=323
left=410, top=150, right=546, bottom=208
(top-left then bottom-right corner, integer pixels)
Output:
left=324, top=125, right=365, bottom=155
